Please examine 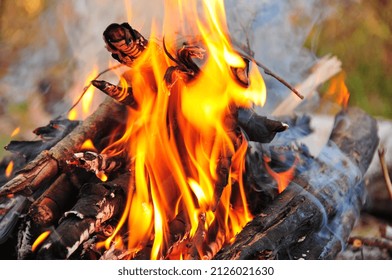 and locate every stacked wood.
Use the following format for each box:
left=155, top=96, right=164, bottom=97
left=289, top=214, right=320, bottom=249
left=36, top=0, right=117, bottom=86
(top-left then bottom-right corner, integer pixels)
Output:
left=0, top=21, right=381, bottom=260
left=214, top=107, right=379, bottom=260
